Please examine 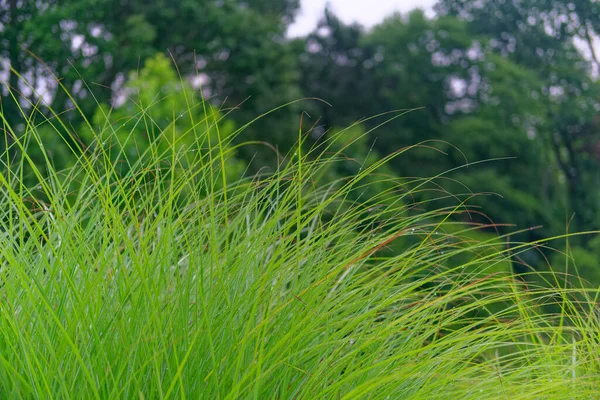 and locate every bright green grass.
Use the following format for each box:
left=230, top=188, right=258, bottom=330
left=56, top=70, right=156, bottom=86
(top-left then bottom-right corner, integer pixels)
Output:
left=0, top=87, right=599, bottom=399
